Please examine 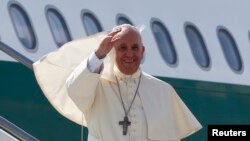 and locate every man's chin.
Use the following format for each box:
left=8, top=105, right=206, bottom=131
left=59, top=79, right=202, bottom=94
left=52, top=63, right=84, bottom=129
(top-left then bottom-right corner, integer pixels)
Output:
left=122, top=68, right=137, bottom=75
